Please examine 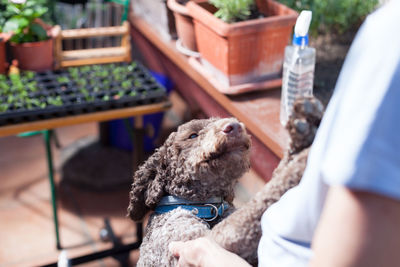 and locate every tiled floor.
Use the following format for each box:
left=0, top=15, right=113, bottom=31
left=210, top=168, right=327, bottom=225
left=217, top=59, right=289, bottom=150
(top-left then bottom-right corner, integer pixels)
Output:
left=0, top=92, right=265, bottom=267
